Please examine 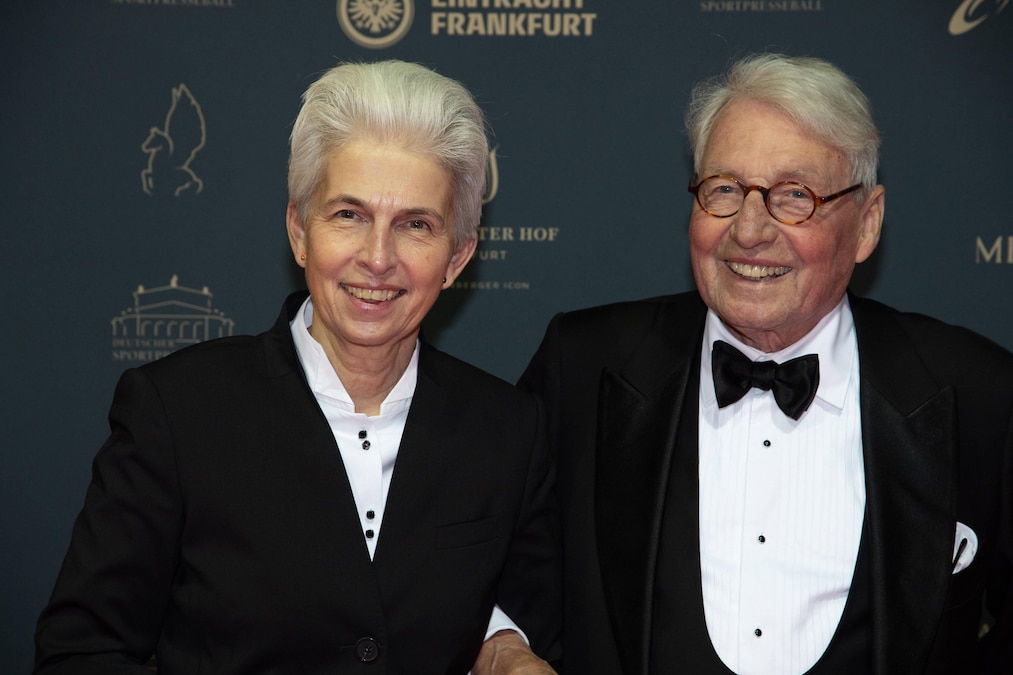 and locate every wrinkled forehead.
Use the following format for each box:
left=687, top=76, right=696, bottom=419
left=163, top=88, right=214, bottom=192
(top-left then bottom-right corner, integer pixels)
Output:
left=702, top=99, right=851, bottom=187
